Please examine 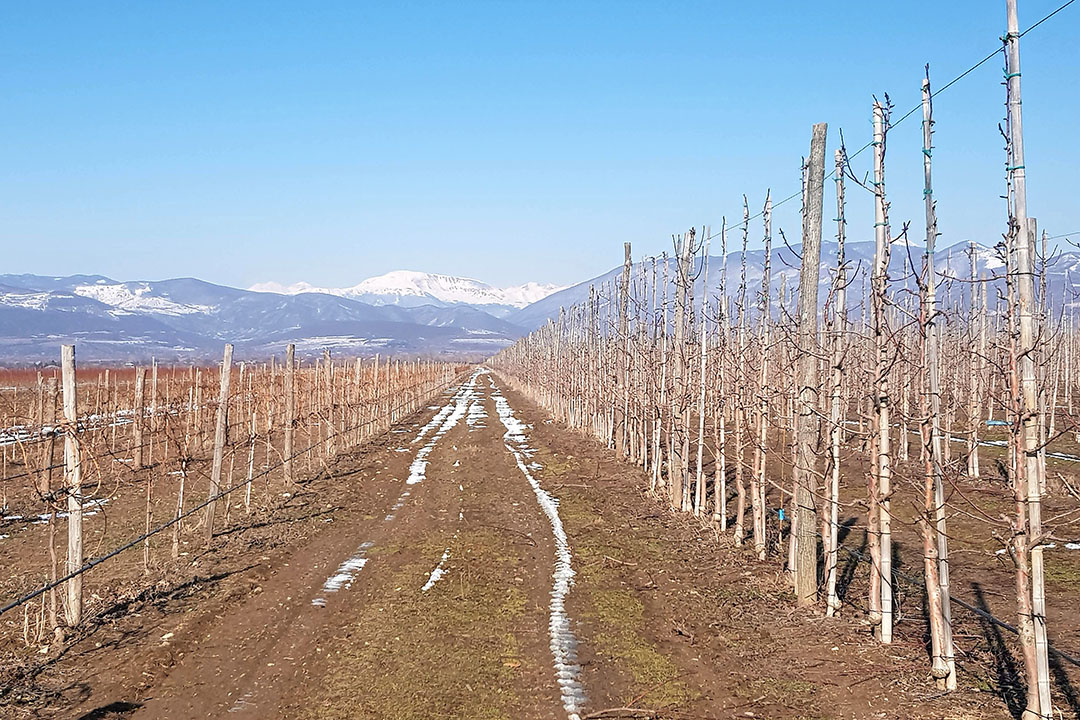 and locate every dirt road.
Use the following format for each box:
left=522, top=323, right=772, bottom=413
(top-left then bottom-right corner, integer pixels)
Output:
left=9, top=369, right=1007, bottom=720
left=127, top=368, right=586, bottom=720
